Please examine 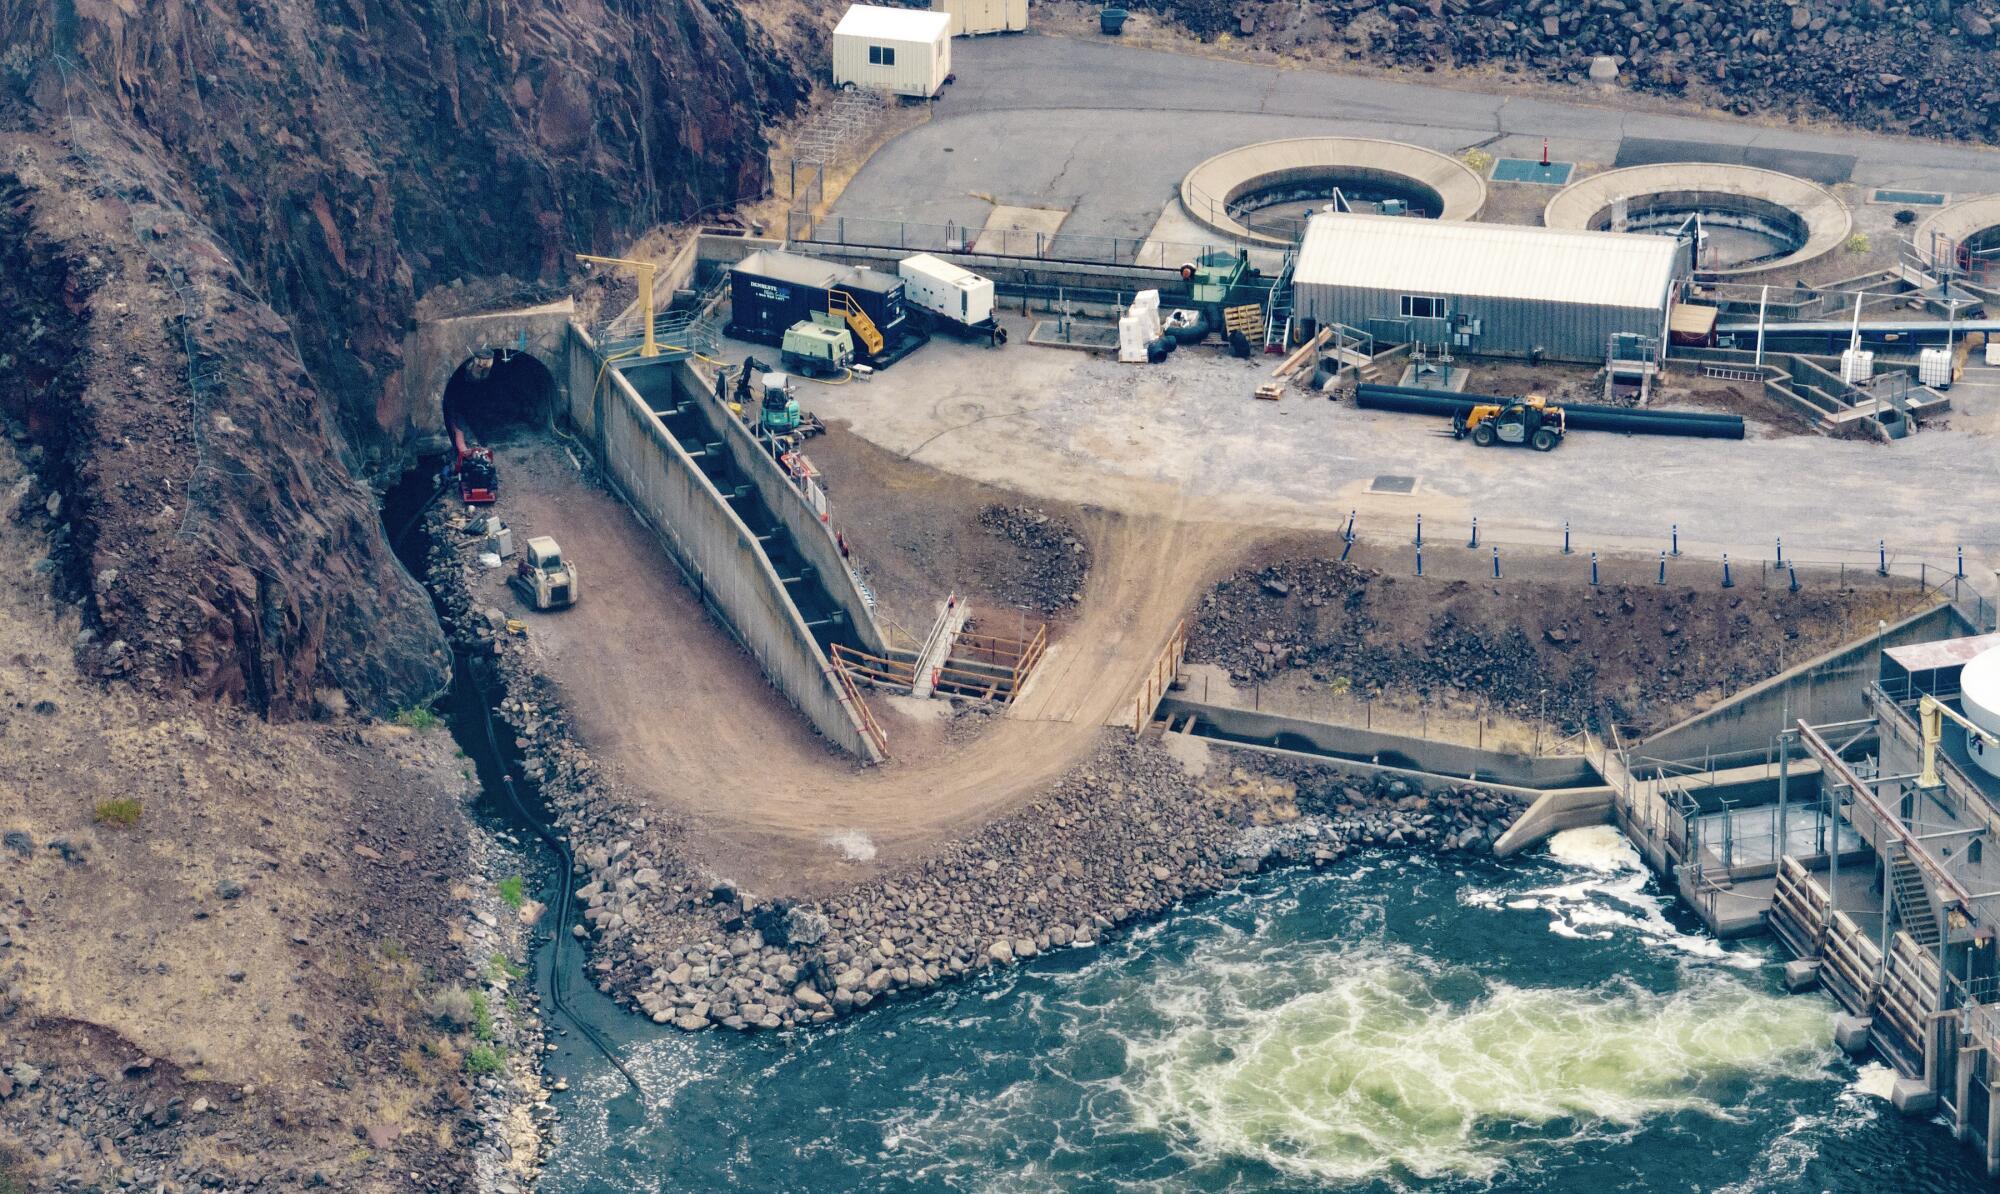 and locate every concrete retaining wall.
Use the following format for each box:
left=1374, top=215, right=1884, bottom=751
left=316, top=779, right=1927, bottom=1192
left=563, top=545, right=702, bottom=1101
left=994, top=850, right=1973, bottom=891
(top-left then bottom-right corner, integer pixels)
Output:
left=1492, top=788, right=1616, bottom=857
left=1637, top=601, right=1973, bottom=768
left=1159, top=697, right=1601, bottom=789
left=565, top=330, right=876, bottom=760
left=697, top=234, right=1191, bottom=304
left=669, top=360, right=889, bottom=656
